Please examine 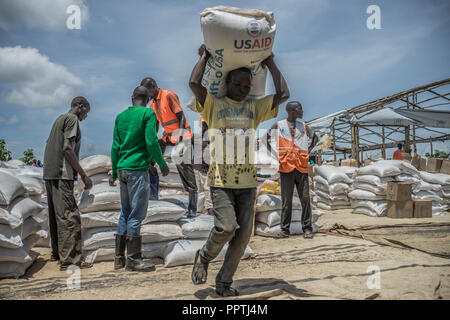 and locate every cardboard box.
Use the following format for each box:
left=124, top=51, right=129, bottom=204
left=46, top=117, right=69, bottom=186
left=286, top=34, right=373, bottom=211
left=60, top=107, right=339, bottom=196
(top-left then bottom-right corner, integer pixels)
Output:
left=402, top=153, right=412, bottom=161
left=387, top=200, right=414, bottom=219
left=386, top=182, right=412, bottom=201
left=341, top=159, right=358, bottom=167
left=440, top=159, right=450, bottom=175
left=427, top=158, right=443, bottom=173
left=411, top=154, right=421, bottom=170
left=413, top=200, right=432, bottom=218
left=308, top=164, right=315, bottom=177
left=419, top=158, right=427, bottom=171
